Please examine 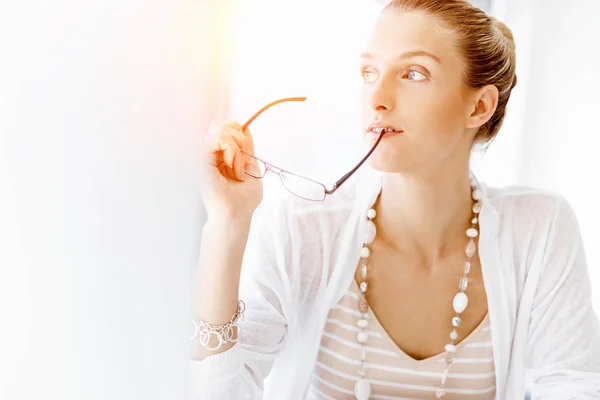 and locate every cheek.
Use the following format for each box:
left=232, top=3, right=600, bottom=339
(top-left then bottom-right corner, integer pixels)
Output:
left=401, top=90, right=465, bottom=134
